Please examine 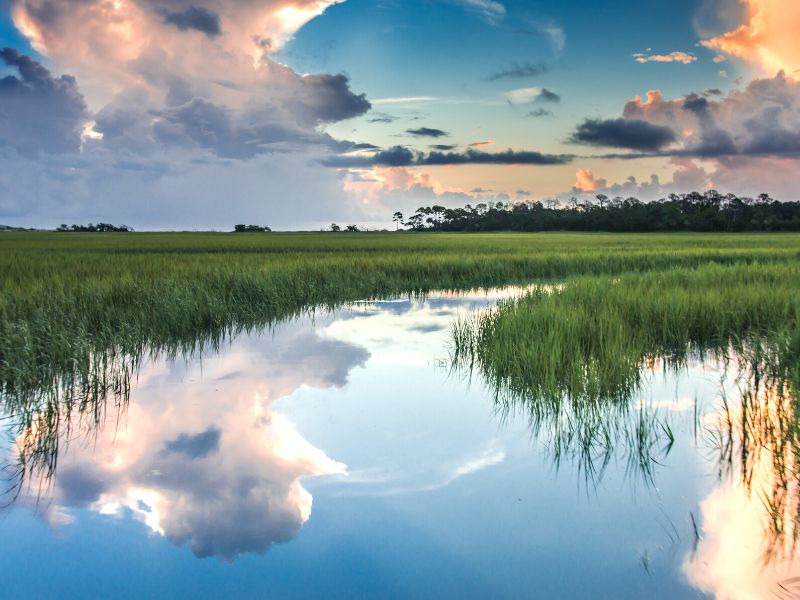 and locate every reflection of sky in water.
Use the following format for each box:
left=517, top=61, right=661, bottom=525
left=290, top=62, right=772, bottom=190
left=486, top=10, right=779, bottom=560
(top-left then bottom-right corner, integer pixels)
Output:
left=1, top=288, right=796, bottom=598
